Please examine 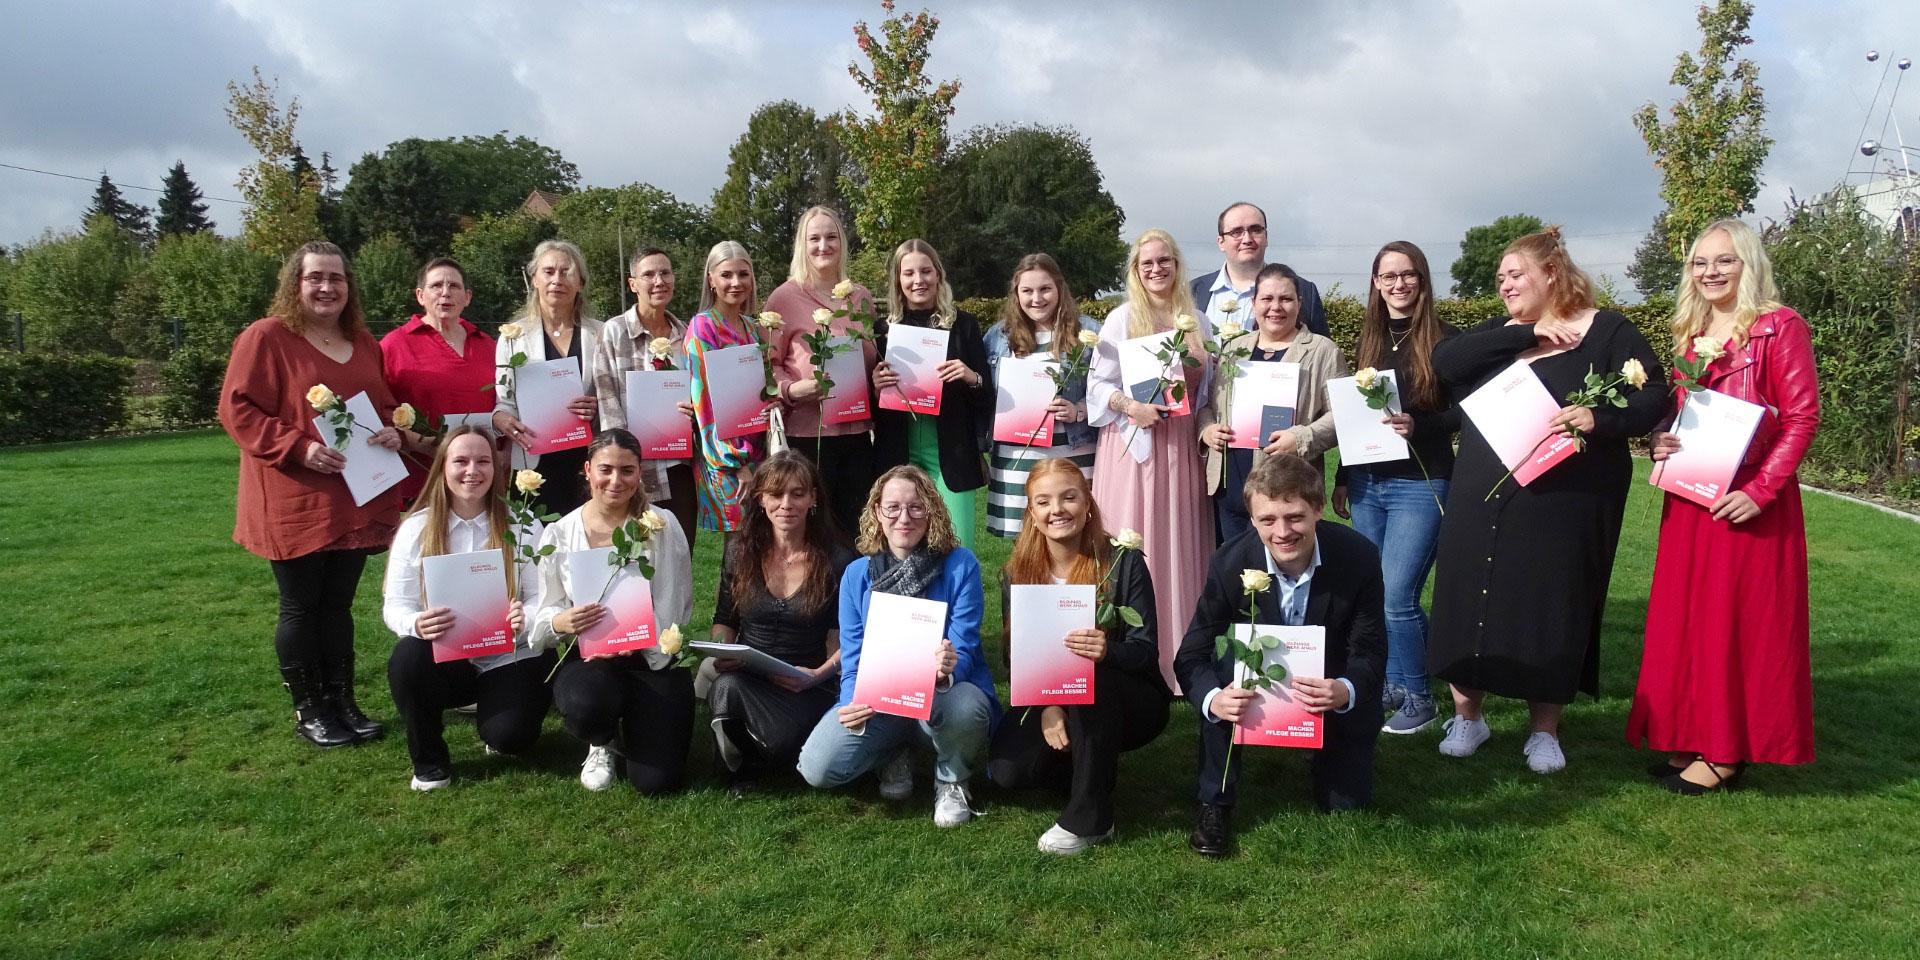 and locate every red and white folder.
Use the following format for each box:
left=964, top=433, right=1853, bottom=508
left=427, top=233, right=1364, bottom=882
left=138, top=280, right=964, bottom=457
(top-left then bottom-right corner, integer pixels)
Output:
left=1652, top=388, right=1766, bottom=508
left=879, top=326, right=950, bottom=415
left=421, top=549, right=515, bottom=663
left=702, top=342, right=771, bottom=440
left=515, top=357, right=593, bottom=455
left=818, top=336, right=872, bottom=425
left=310, top=391, right=407, bottom=506
left=1008, top=584, right=1096, bottom=706
left=1457, top=359, right=1578, bottom=487
left=1118, top=332, right=1192, bottom=418
left=625, top=369, right=693, bottom=459
left=993, top=355, right=1061, bottom=445
left=1326, top=371, right=1410, bottom=465
left=1227, top=359, right=1301, bottom=450
left=851, top=592, right=946, bottom=720
left=567, top=546, right=659, bottom=659
left=1231, top=624, right=1326, bottom=749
